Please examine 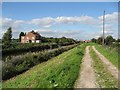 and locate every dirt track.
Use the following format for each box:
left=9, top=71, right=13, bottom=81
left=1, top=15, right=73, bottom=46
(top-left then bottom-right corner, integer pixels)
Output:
left=74, top=46, right=97, bottom=88
left=92, top=46, right=119, bottom=80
